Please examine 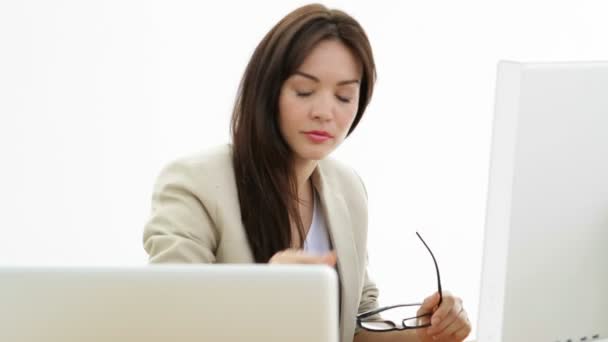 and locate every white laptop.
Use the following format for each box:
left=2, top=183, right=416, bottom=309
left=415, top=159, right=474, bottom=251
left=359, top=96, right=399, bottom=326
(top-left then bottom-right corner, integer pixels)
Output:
left=0, top=265, right=339, bottom=342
